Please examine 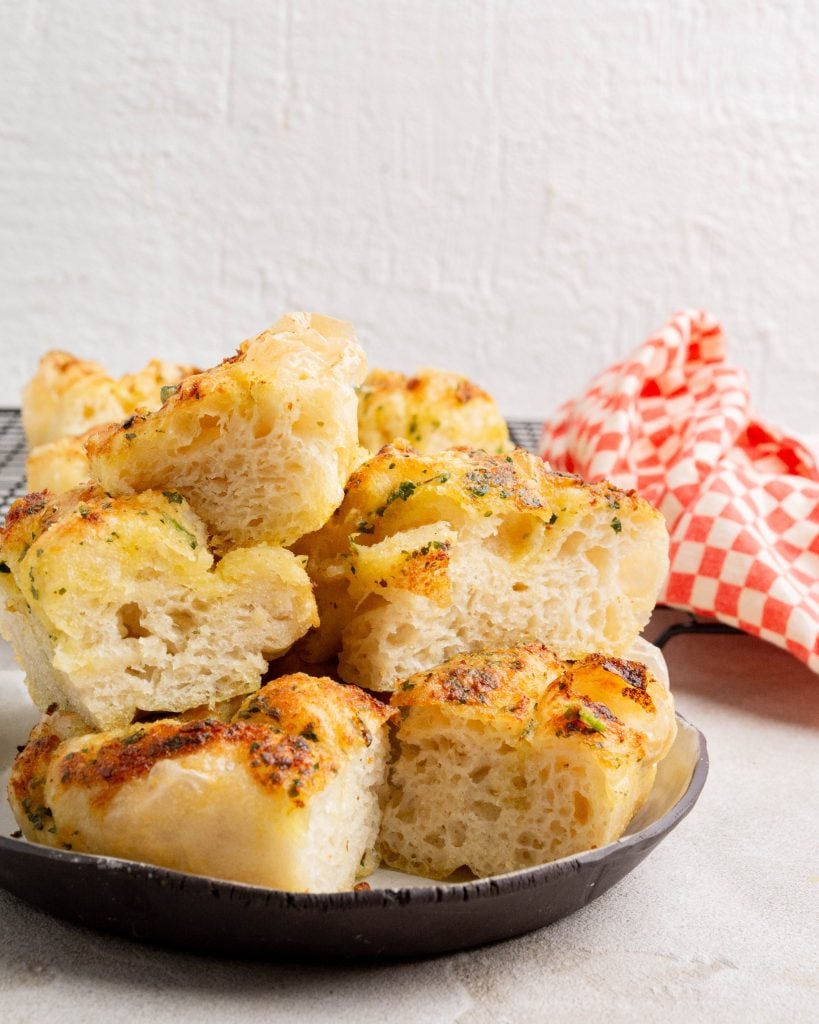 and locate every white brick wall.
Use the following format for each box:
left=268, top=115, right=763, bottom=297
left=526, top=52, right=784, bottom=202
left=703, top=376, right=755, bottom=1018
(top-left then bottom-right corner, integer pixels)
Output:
left=2, top=0, right=818, bottom=432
